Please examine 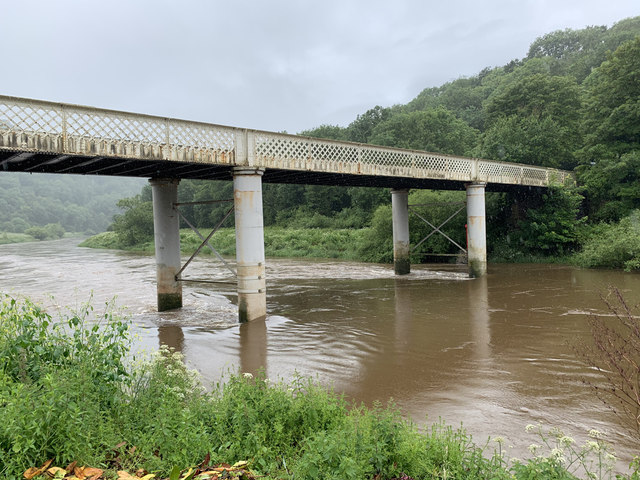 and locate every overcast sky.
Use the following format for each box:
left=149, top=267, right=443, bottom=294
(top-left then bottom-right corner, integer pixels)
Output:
left=2, top=1, right=638, bottom=134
